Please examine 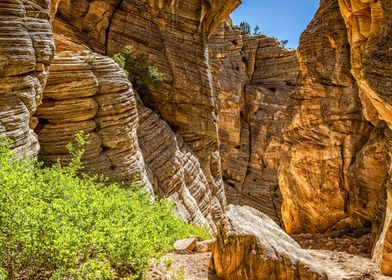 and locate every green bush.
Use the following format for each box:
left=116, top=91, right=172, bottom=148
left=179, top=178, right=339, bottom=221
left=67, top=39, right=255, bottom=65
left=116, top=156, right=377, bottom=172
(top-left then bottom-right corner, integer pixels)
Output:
left=0, top=136, right=209, bottom=279
left=113, top=45, right=165, bottom=94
